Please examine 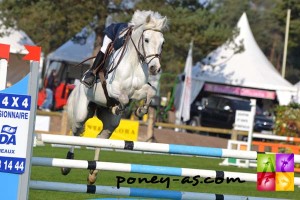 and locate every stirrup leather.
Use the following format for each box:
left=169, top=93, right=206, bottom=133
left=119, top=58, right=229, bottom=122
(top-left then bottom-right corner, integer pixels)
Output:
left=81, top=71, right=96, bottom=88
